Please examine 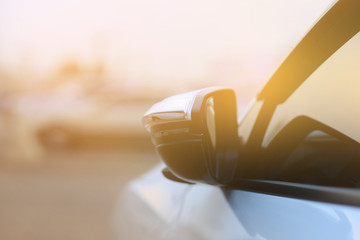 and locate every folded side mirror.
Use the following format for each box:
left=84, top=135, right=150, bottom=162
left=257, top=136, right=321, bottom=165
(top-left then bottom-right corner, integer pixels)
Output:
left=143, top=87, right=239, bottom=185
